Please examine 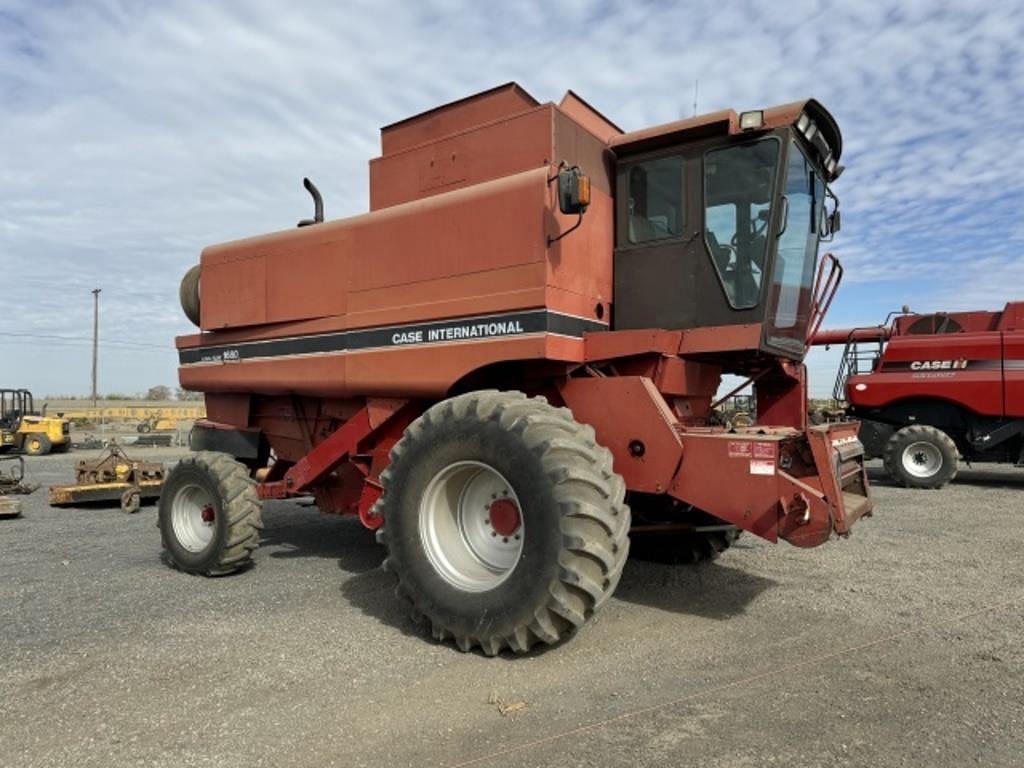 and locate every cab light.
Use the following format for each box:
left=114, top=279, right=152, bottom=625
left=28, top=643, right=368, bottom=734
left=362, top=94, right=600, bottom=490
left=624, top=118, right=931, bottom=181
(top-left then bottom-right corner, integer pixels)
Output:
left=739, top=110, right=764, bottom=130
